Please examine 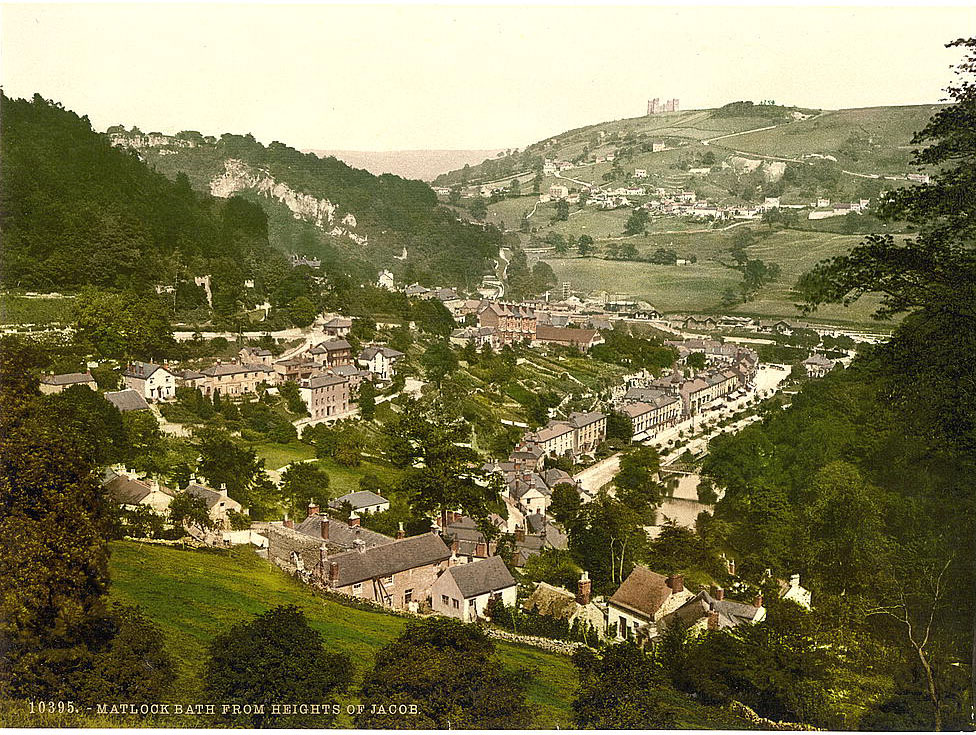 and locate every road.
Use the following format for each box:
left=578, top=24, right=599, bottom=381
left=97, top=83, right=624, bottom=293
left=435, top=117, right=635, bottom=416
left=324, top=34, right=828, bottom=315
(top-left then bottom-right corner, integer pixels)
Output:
left=573, top=453, right=622, bottom=495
